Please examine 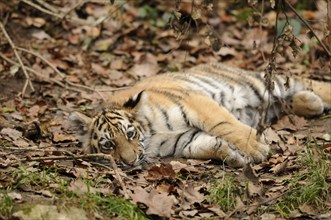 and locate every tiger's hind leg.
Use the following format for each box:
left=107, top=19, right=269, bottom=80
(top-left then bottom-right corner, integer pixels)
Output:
left=177, top=130, right=249, bottom=167
left=291, top=90, right=327, bottom=117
